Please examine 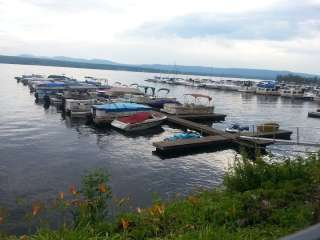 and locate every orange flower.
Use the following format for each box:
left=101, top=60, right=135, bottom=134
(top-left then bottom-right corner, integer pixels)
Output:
left=121, top=218, right=129, bottom=230
left=58, top=192, right=64, bottom=200
left=155, top=204, right=165, bottom=215
left=68, top=185, right=77, bottom=195
left=187, top=196, right=199, bottom=205
left=31, top=201, right=42, bottom=216
left=149, top=204, right=165, bottom=216
left=98, top=183, right=107, bottom=193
